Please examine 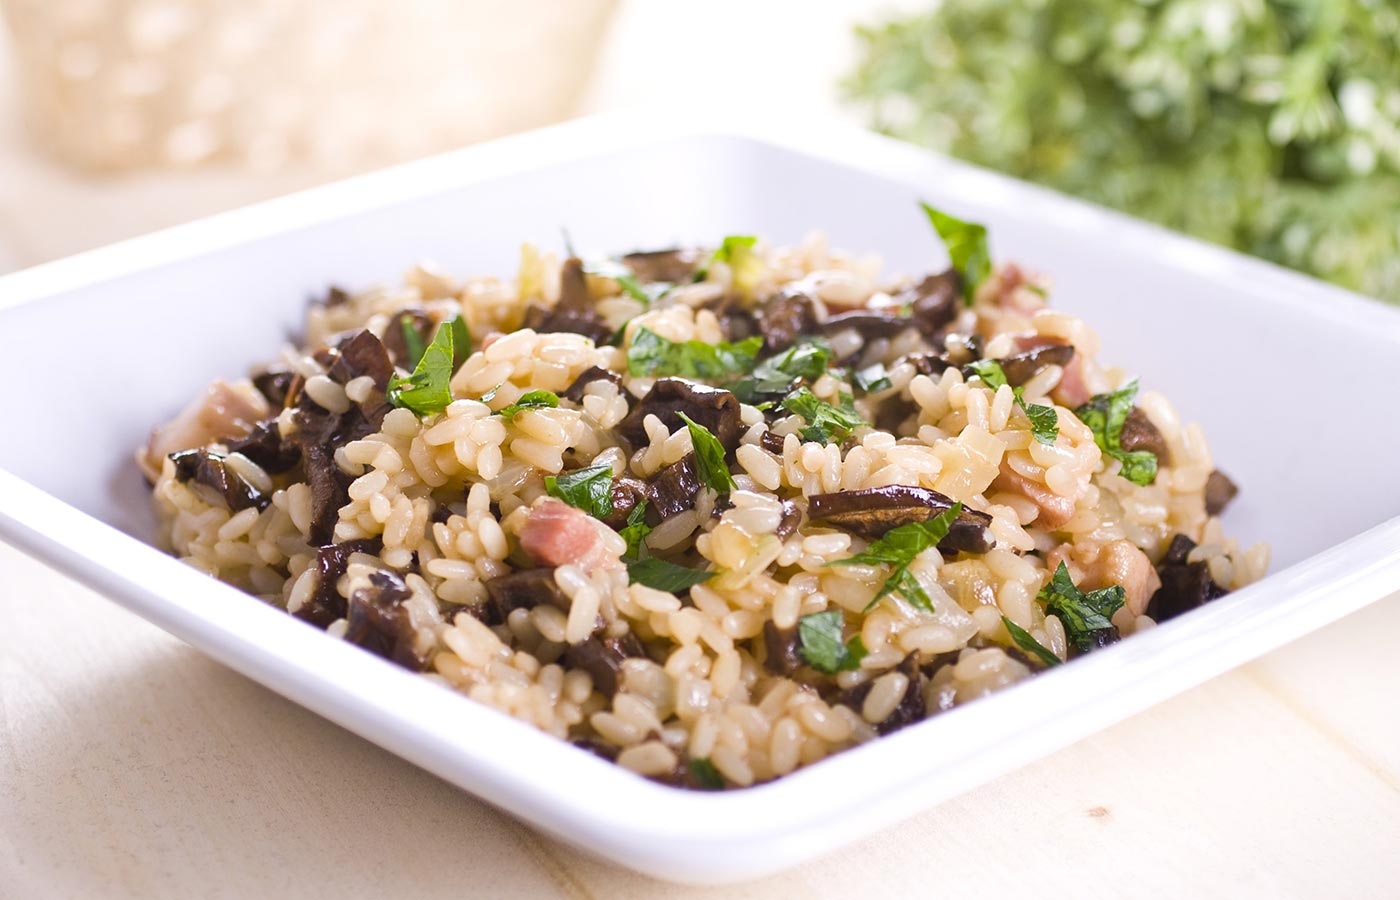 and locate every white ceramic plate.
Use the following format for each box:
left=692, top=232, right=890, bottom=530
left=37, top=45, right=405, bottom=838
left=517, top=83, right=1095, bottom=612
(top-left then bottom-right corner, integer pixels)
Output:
left=2, top=116, right=1399, bottom=885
